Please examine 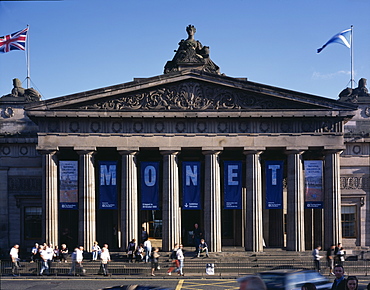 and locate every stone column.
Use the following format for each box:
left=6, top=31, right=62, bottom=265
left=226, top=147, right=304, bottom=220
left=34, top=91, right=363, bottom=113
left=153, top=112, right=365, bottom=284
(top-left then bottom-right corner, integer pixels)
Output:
left=161, top=150, right=181, bottom=252
left=77, top=150, right=96, bottom=251
left=203, top=150, right=222, bottom=252
left=244, top=150, right=264, bottom=252
left=40, top=150, right=59, bottom=246
left=0, top=167, right=8, bottom=248
left=286, top=150, right=305, bottom=251
left=119, top=150, right=138, bottom=251
left=324, top=150, right=342, bottom=248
